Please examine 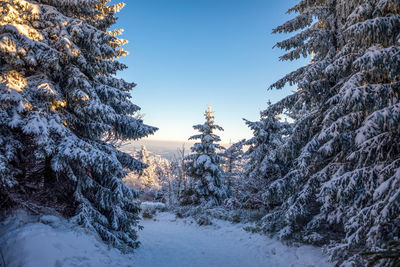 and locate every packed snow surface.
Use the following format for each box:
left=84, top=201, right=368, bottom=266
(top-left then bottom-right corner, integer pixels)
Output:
left=135, top=212, right=331, bottom=267
left=0, top=210, right=332, bottom=267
